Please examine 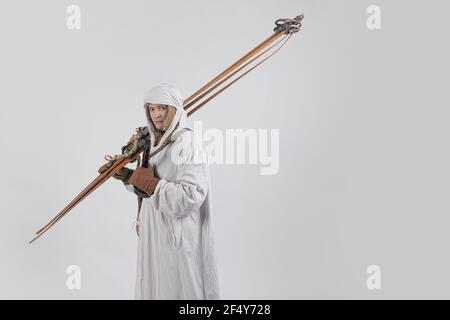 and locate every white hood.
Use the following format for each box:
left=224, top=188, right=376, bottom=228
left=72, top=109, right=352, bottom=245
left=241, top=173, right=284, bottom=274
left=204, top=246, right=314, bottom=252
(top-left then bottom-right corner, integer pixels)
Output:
left=143, top=83, right=190, bottom=151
